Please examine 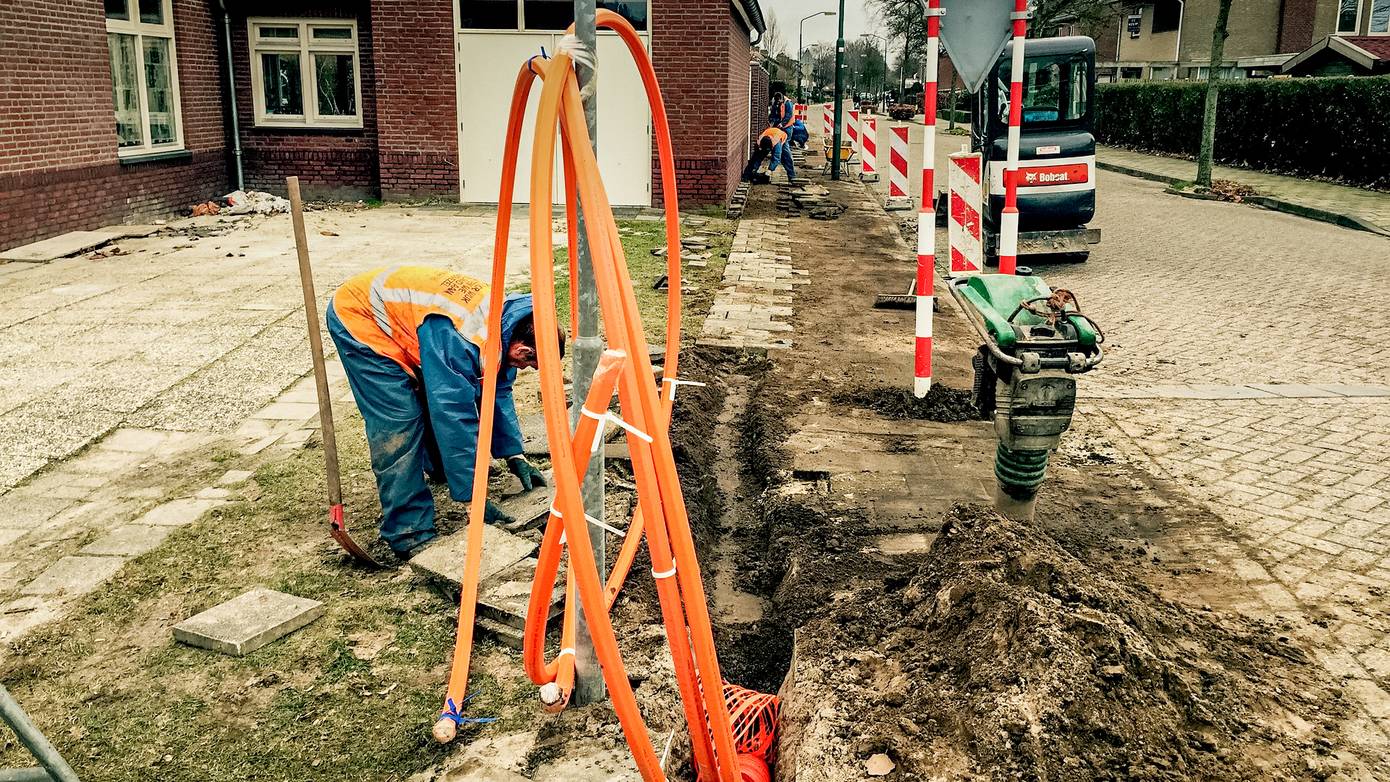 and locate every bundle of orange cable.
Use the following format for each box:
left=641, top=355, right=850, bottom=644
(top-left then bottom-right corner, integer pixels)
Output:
left=431, top=12, right=774, bottom=782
